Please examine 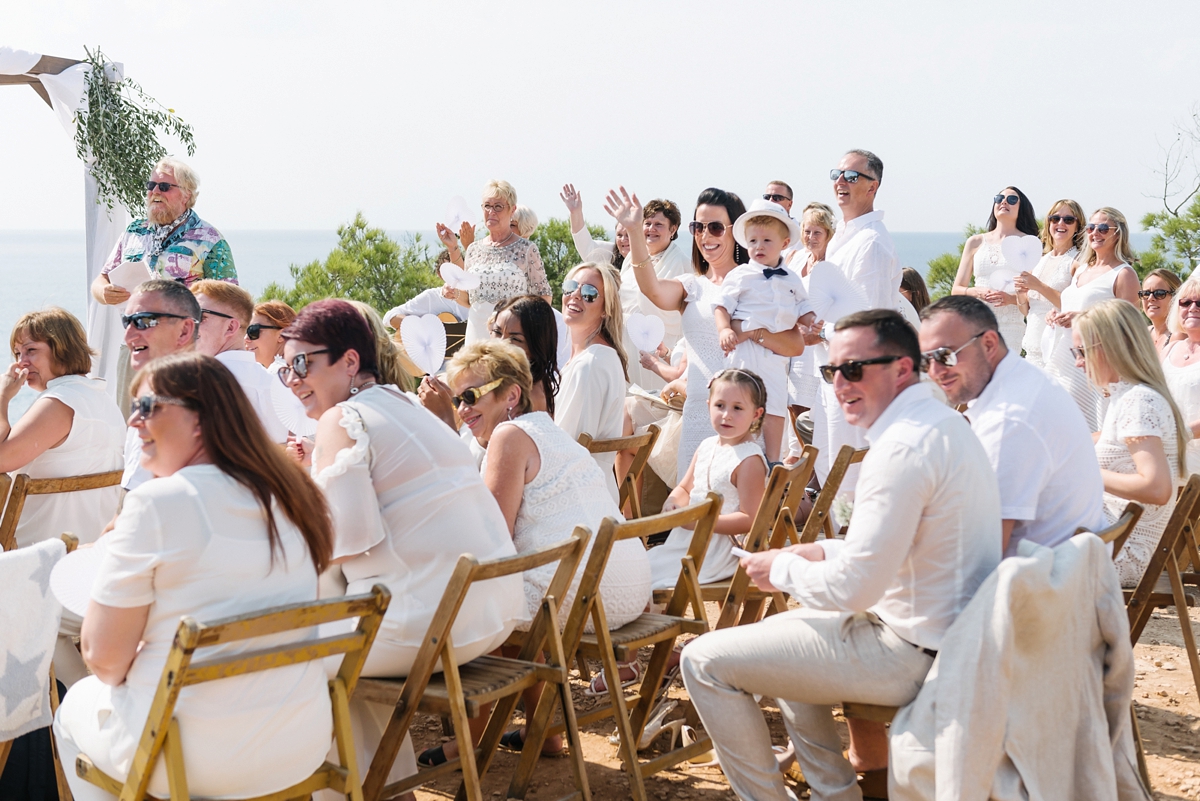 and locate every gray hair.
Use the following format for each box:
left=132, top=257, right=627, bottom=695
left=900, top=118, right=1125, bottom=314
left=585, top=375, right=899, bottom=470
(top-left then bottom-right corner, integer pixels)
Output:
left=134, top=278, right=202, bottom=342
left=846, top=149, right=884, bottom=183
left=153, top=157, right=200, bottom=207
left=512, top=205, right=539, bottom=238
